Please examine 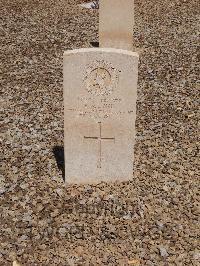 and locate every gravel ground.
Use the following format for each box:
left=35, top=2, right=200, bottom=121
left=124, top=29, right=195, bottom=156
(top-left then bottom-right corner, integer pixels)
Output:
left=0, top=0, right=199, bottom=265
